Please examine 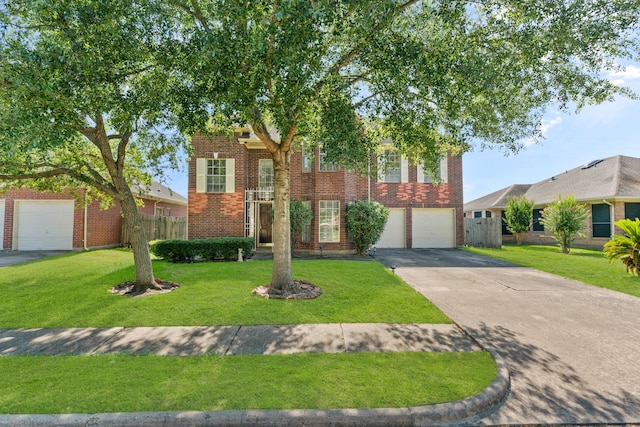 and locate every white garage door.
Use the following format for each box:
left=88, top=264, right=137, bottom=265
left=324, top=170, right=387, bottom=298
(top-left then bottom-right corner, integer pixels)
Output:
left=412, top=208, right=455, bottom=248
left=376, top=208, right=405, bottom=248
left=15, top=200, right=74, bottom=250
left=0, top=200, right=5, bottom=249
